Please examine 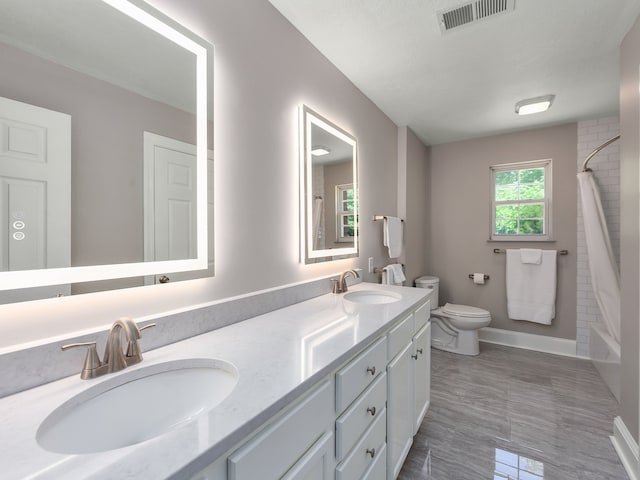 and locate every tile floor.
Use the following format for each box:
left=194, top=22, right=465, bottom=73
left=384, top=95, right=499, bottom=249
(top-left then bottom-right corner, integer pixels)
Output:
left=399, top=343, right=628, bottom=480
